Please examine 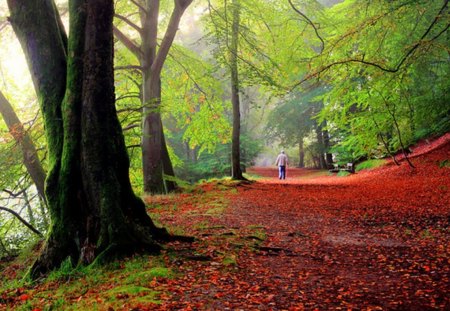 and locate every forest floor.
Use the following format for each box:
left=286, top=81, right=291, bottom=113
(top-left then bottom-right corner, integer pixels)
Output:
left=1, top=134, right=449, bottom=310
